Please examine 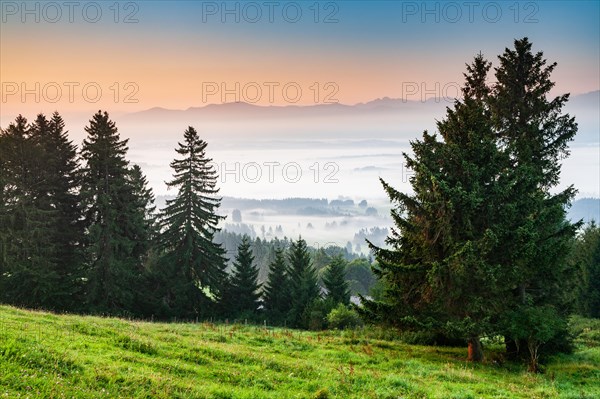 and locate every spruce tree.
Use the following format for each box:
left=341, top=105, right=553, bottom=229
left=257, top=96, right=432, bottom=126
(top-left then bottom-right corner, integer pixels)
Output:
left=262, top=247, right=291, bottom=324
left=489, top=38, right=579, bottom=369
left=0, top=115, right=58, bottom=308
left=80, top=111, right=148, bottom=315
left=287, top=237, right=320, bottom=328
left=158, top=126, right=227, bottom=318
left=571, top=222, right=600, bottom=318
left=126, top=164, right=158, bottom=260
left=228, top=236, right=261, bottom=318
left=364, top=40, right=578, bottom=367
left=29, top=112, right=84, bottom=310
left=125, top=164, right=159, bottom=315
left=363, top=54, right=505, bottom=361
left=323, top=255, right=350, bottom=306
